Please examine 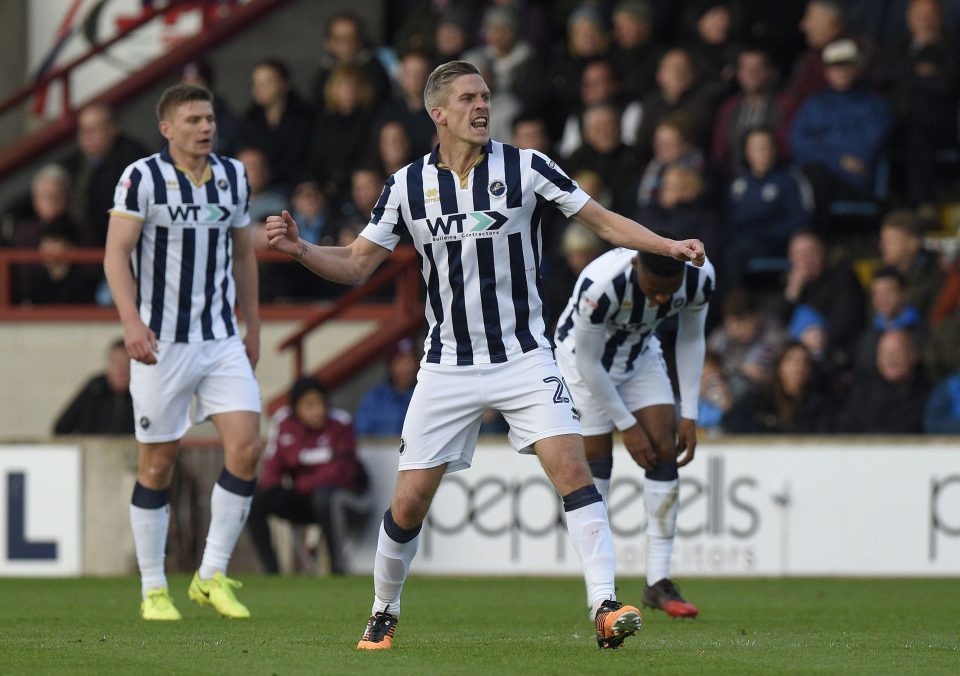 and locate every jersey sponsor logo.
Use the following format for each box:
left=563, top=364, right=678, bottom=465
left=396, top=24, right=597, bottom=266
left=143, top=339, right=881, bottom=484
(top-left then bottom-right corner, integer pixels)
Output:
left=424, top=210, right=508, bottom=241
left=166, top=204, right=232, bottom=223
left=488, top=179, right=506, bottom=197
left=424, top=187, right=440, bottom=205
left=166, top=180, right=179, bottom=190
